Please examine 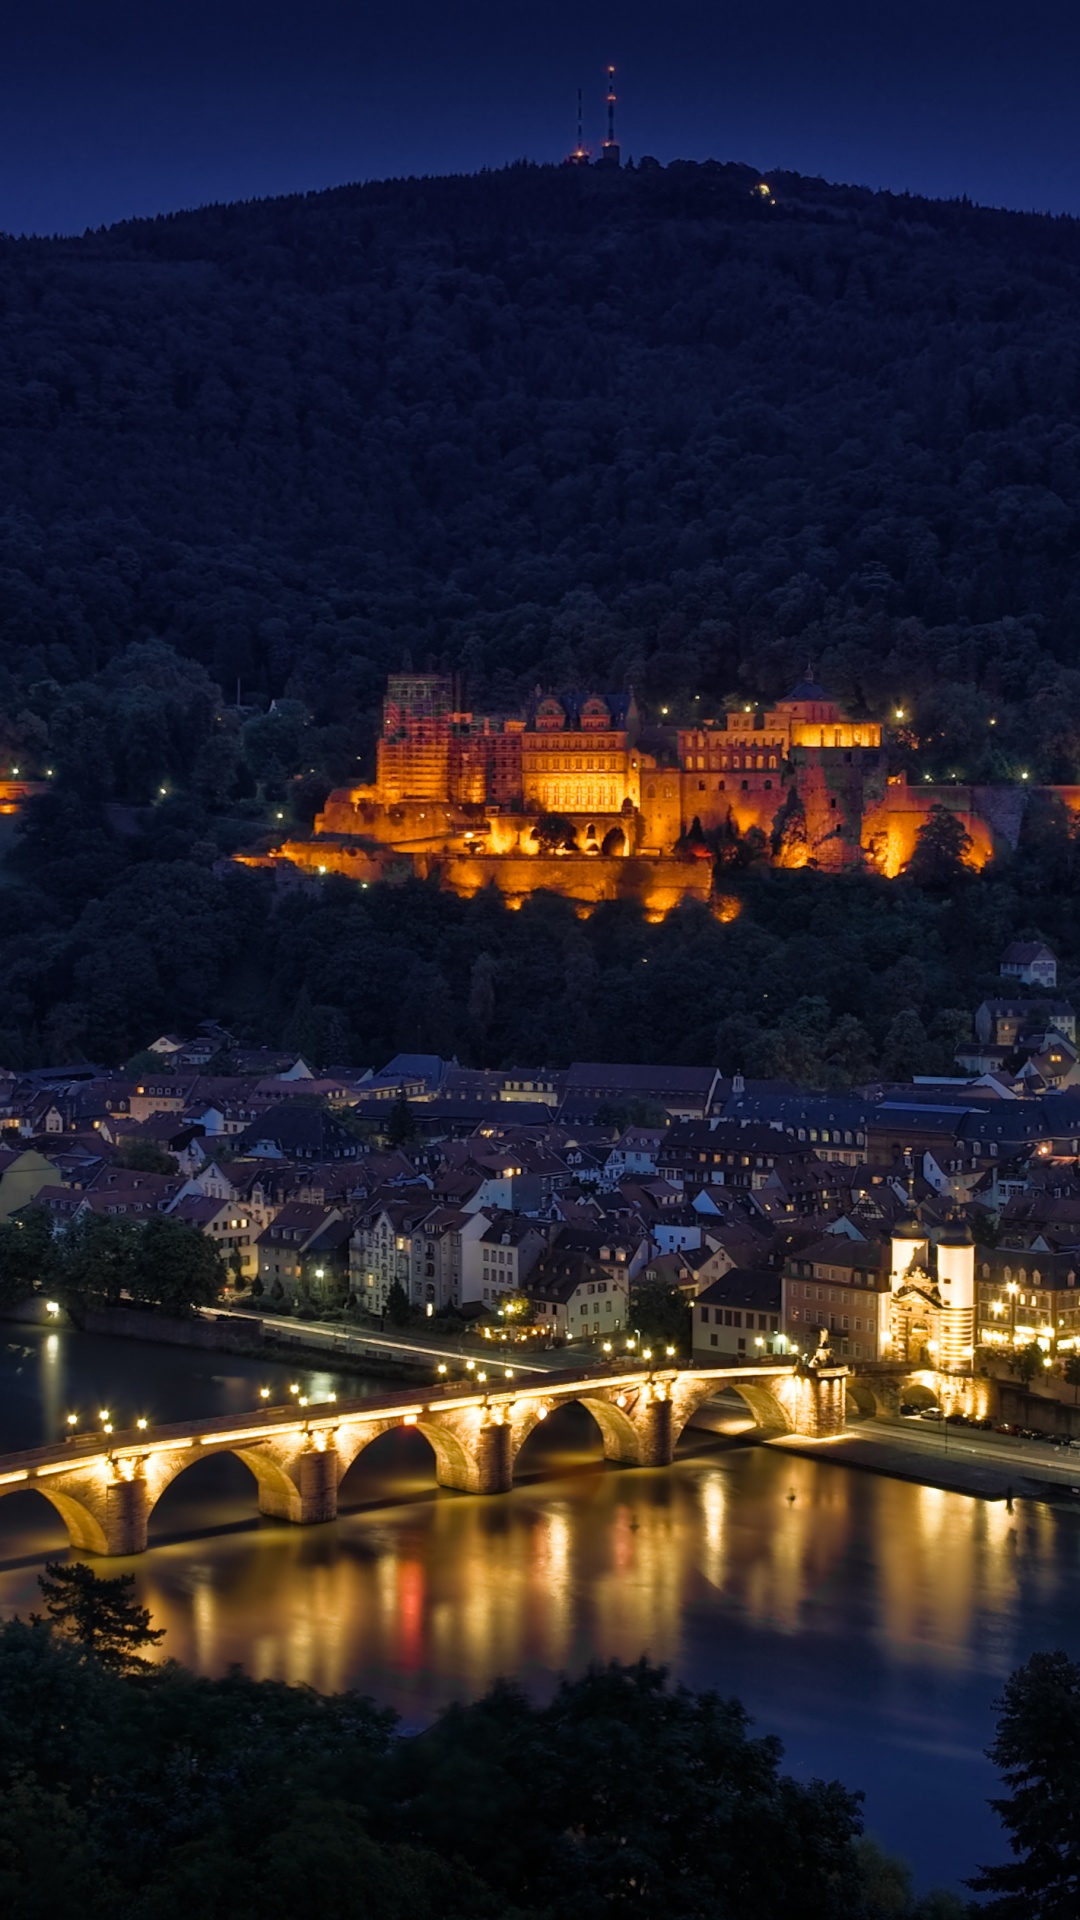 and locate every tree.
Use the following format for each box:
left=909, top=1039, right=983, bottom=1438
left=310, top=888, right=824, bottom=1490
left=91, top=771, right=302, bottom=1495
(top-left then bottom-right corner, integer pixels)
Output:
left=37, top=1562, right=165, bottom=1673
left=383, top=1657, right=868, bottom=1919
left=770, top=788, right=809, bottom=866
left=970, top=1649, right=1080, bottom=1916
left=1063, top=1353, right=1080, bottom=1405
left=904, top=806, right=974, bottom=890
left=822, top=1015, right=876, bottom=1087
left=386, top=1092, right=418, bottom=1148
left=0, top=1206, right=56, bottom=1308
left=466, top=951, right=497, bottom=1058
left=114, top=1136, right=179, bottom=1176
left=628, top=1279, right=692, bottom=1355
left=57, top=1214, right=142, bottom=1309
left=530, top=813, right=577, bottom=853
left=1007, top=1340, right=1045, bottom=1387
left=129, top=1215, right=225, bottom=1315
left=385, top=1280, right=411, bottom=1326
left=881, top=1009, right=930, bottom=1081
